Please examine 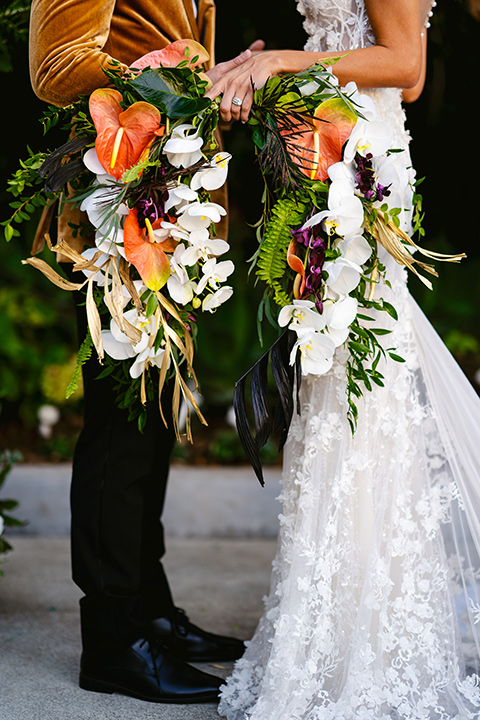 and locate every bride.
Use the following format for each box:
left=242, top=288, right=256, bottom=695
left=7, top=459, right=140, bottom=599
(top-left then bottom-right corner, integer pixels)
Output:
left=205, top=1, right=480, bottom=718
